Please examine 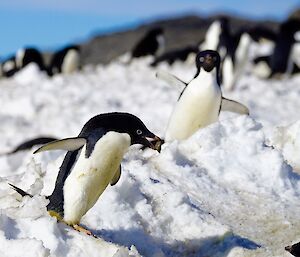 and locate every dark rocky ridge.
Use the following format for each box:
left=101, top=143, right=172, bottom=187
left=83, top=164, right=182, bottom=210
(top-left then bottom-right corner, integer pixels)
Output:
left=79, top=13, right=280, bottom=65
